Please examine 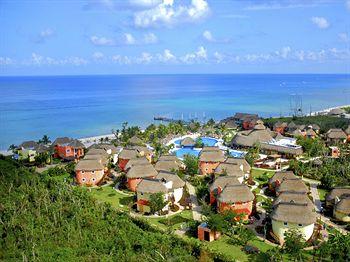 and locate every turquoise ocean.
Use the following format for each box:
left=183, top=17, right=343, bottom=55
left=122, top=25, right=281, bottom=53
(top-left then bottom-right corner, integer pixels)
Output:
left=0, top=74, right=349, bottom=150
